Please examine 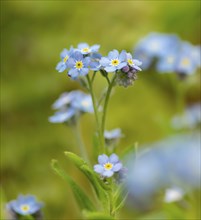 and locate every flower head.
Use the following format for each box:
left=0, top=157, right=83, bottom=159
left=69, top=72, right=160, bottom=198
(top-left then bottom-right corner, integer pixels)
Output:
left=100, top=50, right=127, bottom=72
left=104, top=128, right=123, bottom=146
left=56, top=47, right=74, bottom=73
left=67, top=51, right=91, bottom=79
left=6, top=195, right=43, bottom=216
left=94, top=153, right=123, bottom=178
left=49, top=90, right=93, bottom=123
left=77, top=43, right=100, bottom=55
